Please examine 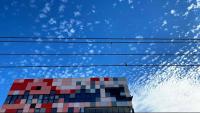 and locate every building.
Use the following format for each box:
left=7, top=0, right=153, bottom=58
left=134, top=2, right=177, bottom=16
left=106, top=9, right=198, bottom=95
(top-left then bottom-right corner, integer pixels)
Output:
left=0, top=77, right=133, bottom=113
